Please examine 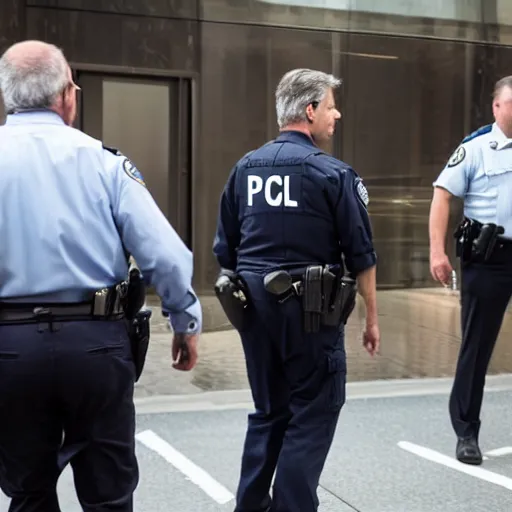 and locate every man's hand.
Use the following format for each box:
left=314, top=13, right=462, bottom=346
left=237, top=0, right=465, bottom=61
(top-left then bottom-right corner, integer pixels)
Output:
left=430, top=251, right=453, bottom=285
left=172, top=333, right=199, bottom=371
left=362, top=323, right=380, bottom=357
